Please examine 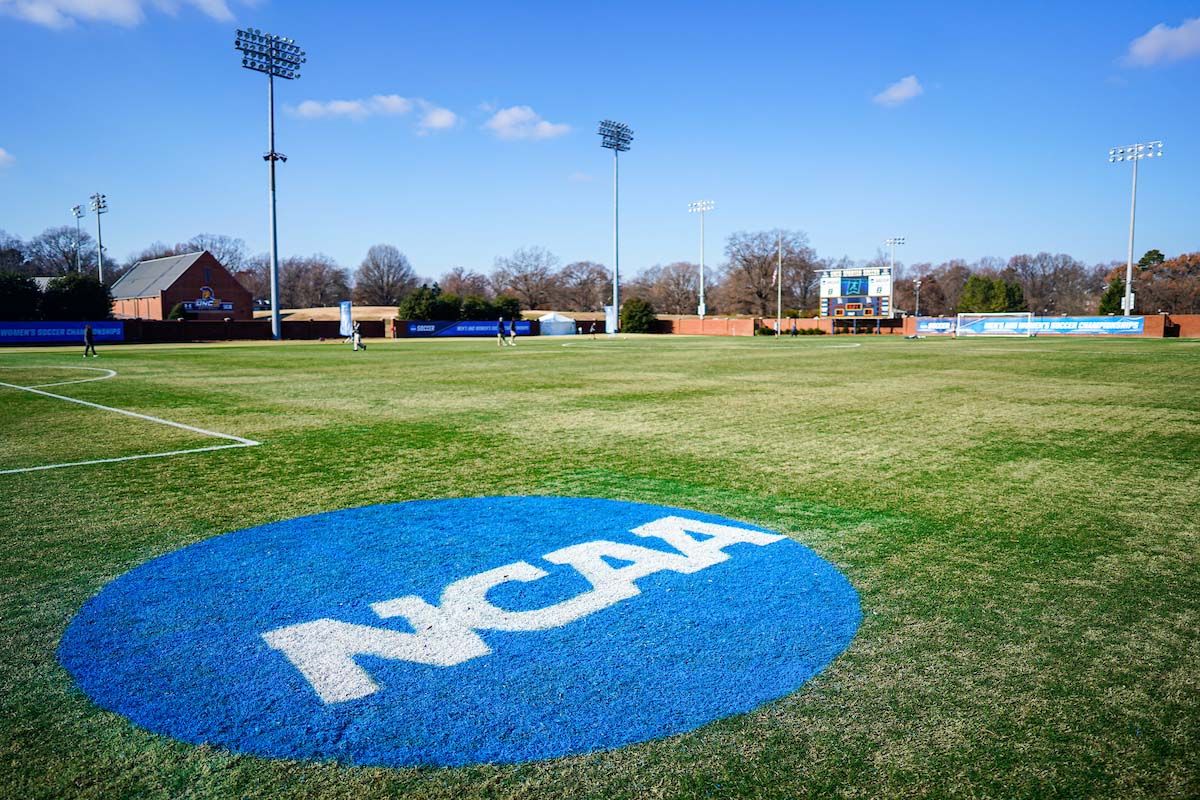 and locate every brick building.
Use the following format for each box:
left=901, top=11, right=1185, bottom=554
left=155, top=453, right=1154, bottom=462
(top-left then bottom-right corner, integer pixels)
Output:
left=110, top=251, right=253, bottom=321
